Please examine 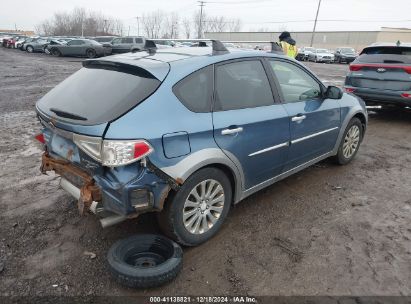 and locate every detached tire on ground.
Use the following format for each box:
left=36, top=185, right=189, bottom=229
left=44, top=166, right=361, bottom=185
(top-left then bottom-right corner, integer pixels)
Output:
left=107, top=234, right=183, bottom=289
